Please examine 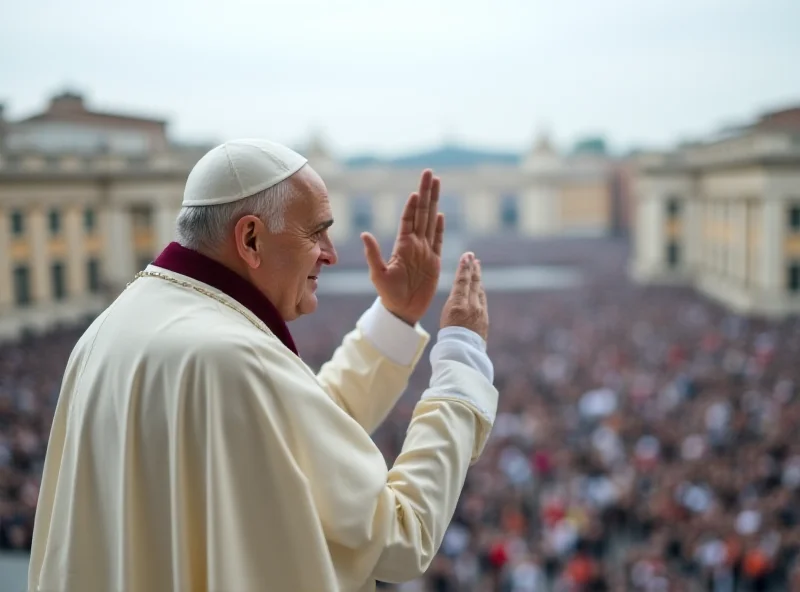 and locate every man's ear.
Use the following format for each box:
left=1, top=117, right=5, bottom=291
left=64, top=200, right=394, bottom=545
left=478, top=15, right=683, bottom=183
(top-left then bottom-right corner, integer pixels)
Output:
left=234, top=215, right=264, bottom=269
